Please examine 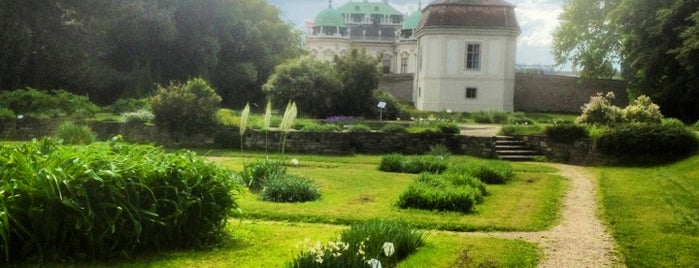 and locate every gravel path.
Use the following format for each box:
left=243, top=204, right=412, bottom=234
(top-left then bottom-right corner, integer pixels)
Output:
left=466, top=163, right=624, bottom=267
